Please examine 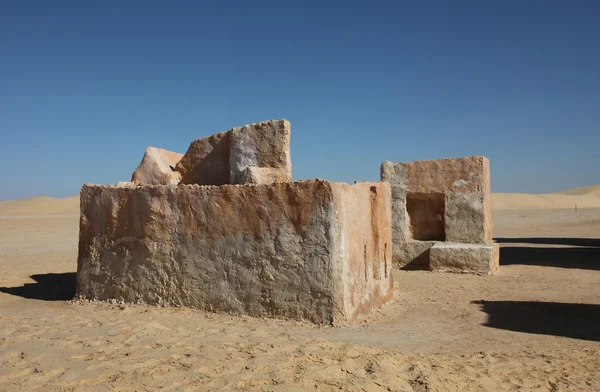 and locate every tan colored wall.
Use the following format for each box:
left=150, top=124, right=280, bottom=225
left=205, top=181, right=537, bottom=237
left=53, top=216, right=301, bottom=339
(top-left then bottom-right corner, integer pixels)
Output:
left=174, top=119, right=291, bottom=186
left=131, top=147, right=183, bottom=186
left=381, top=156, right=493, bottom=269
left=331, top=182, right=393, bottom=321
left=77, top=180, right=392, bottom=324
left=175, top=131, right=231, bottom=185
left=230, top=120, right=292, bottom=184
